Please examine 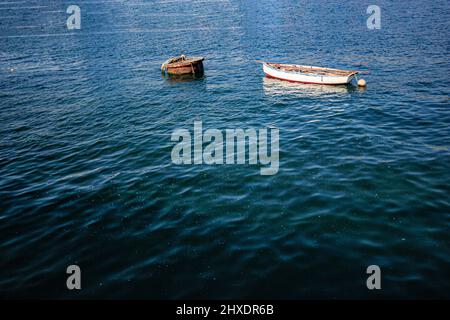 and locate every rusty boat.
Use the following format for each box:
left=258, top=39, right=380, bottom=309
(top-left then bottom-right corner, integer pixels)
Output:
left=161, top=55, right=205, bottom=76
